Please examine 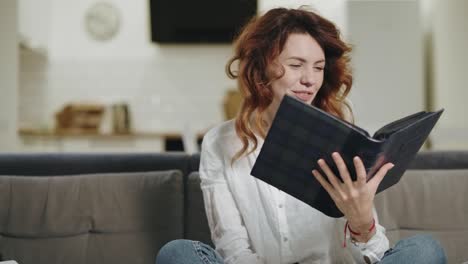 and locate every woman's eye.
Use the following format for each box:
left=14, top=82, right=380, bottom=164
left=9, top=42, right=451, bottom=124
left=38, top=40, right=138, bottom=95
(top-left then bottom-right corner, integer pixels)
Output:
left=314, top=67, right=324, bottom=71
left=290, top=64, right=301, bottom=68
